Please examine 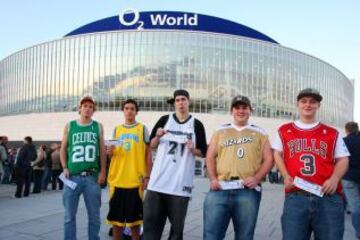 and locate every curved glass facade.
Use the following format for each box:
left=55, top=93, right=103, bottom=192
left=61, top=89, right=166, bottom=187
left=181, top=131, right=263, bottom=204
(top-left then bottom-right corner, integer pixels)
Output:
left=0, top=30, right=353, bottom=126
